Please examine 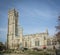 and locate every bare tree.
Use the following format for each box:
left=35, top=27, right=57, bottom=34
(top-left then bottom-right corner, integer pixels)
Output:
left=56, top=16, right=60, bottom=44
